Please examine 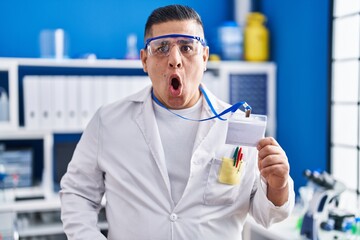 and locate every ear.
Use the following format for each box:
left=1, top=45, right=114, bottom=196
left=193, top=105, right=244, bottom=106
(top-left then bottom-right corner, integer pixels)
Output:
left=202, top=46, right=209, bottom=69
left=140, top=49, right=148, bottom=72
